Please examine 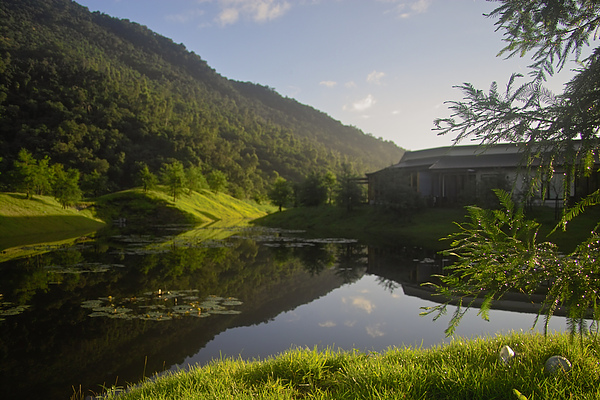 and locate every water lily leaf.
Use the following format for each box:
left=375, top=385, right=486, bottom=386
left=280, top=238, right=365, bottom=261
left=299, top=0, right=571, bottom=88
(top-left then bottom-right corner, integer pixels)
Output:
left=81, top=291, right=242, bottom=321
